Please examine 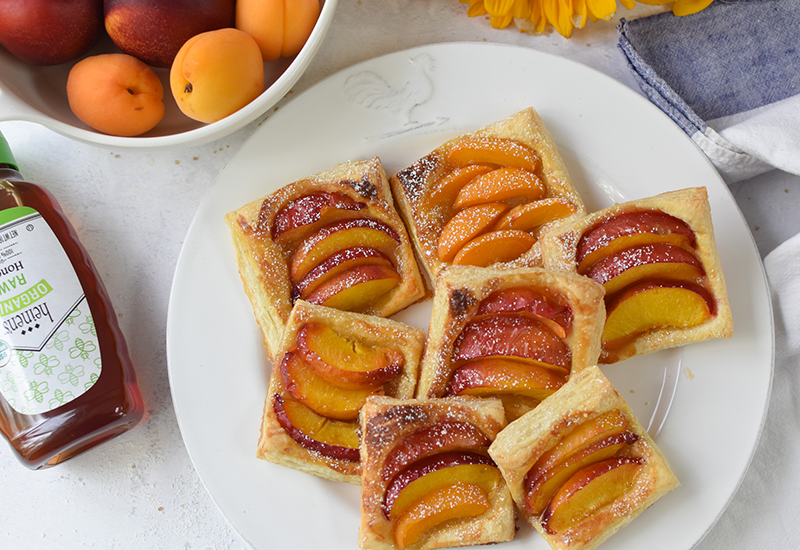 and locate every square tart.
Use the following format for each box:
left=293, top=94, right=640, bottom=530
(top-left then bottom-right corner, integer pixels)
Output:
left=257, top=300, right=424, bottom=484
left=540, top=186, right=733, bottom=364
left=225, top=157, right=427, bottom=362
left=416, top=265, right=606, bottom=421
left=358, top=396, right=515, bottom=550
left=389, top=107, right=586, bottom=286
left=489, top=365, right=679, bottom=550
